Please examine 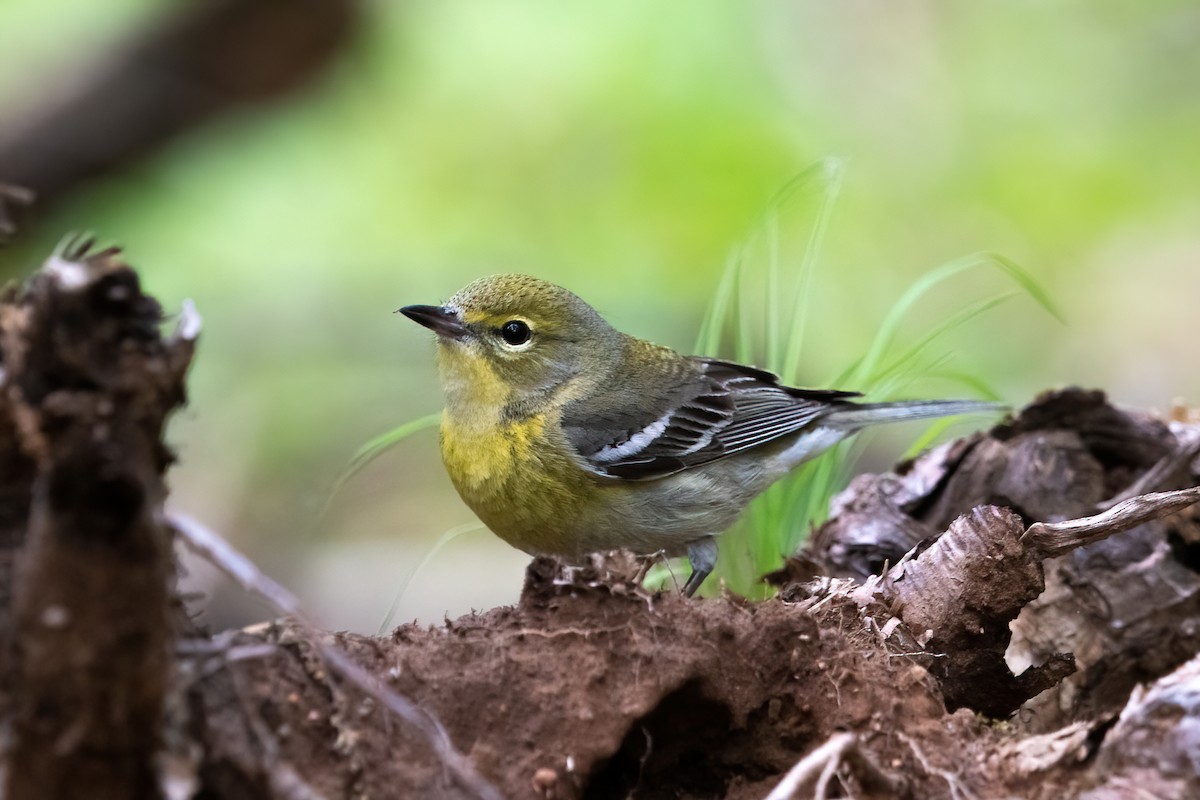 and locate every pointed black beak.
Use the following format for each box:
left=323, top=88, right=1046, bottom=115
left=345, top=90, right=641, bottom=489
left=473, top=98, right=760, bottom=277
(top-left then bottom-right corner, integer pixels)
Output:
left=398, top=304, right=469, bottom=340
